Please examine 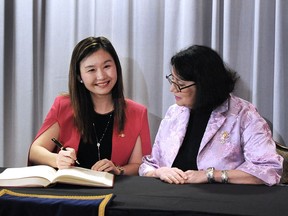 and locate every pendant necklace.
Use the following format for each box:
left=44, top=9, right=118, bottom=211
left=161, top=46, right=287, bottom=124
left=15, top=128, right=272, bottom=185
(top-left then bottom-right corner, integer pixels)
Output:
left=92, top=113, right=112, bottom=161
